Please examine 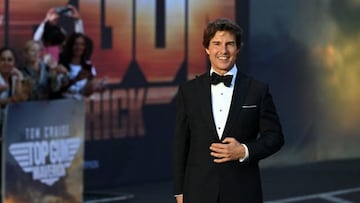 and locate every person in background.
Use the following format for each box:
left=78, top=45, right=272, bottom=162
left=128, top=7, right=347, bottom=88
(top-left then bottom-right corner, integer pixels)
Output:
left=56, top=33, right=105, bottom=99
left=173, top=18, right=284, bottom=203
left=22, top=40, right=68, bottom=100
left=33, top=4, right=84, bottom=63
left=0, top=47, right=29, bottom=132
